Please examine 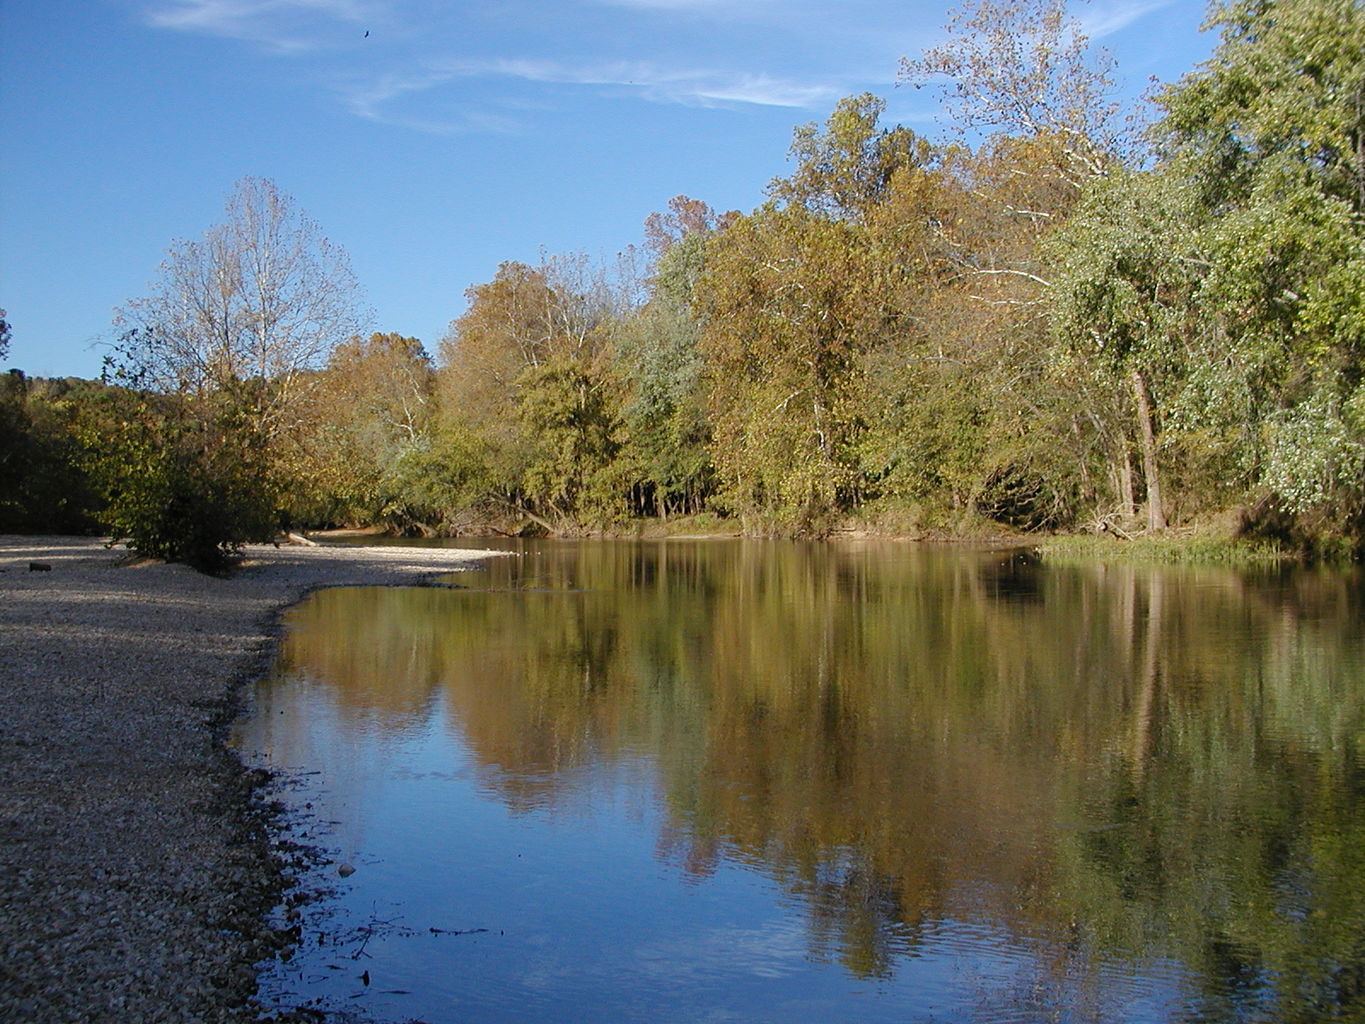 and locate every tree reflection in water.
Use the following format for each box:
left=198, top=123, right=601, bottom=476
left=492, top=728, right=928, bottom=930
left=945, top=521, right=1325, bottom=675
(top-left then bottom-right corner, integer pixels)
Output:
left=265, top=540, right=1365, bottom=1022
